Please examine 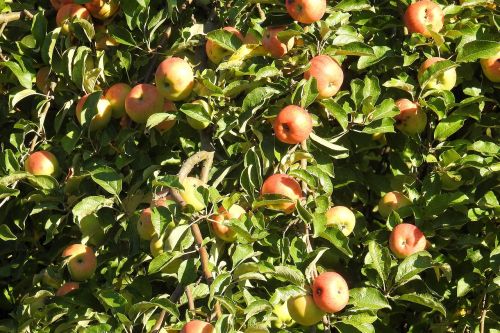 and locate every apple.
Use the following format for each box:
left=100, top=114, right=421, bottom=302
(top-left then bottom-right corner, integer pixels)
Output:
left=304, top=55, right=344, bottom=99
left=35, top=67, right=51, bottom=94
left=155, top=100, right=178, bottom=132
left=179, top=177, right=206, bottom=211
left=372, top=132, right=387, bottom=145
left=403, top=0, right=444, bottom=38
left=311, top=272, right=349, bottom=313
left=84, top=0, right=119, bottom=20
left=262, top=27, right=295, bottom=58
left=125, top=84, right=164, bottom=124
left=480, top=51, right=500, bottom=82
left=186, top=99, right=212, bottom=130
left=325, top=206, right=356, bottom=236
left=287, top=294, right=325, bottom=326
left=95, top=24, right=119, bottom=50
left=180, top=320, right=214, bottom=333
left=394, top=98, right=427, bottom=135
left=286, top=0, right=326, bottom=24
left=272, top=302, right=294, bottom=328
left=261, top=174, right=302, bottom=214
left=245, top=329, right=268, bottom=333
left=273, top=105, right=313, bottom=144
left=243, top=31, right=259, bottom=44
left=210, top=204, right=246, bottom=242
left=389, top=223, right=427, bottom=258
left=206, top=26, right=244, bottom=64
left=50, top=0, right=74, bottom=10
left=150, top=235, right=164, bottom=257
left=75, top=94, right=113, bottom=131
left=155, top=57, right=195, bottom=101
left=138, top=197, right=169, bottom=241
left=378, top=191, right=411, bottom=218
left=25, top=151, right=59, bottom=177
left=104, top=83, right=132, bottom=118
left=418, top=57, right=457, bottom=91
left=56, top=4, right=91, bottom=35
left=56, top=282, right=80, bottom=296
left=61, top=244, right=97, bottom=281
